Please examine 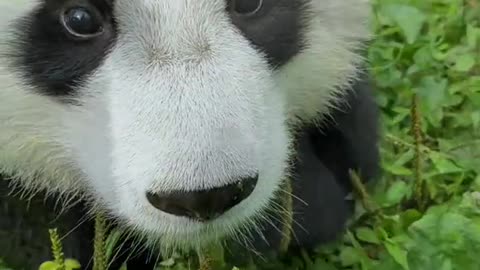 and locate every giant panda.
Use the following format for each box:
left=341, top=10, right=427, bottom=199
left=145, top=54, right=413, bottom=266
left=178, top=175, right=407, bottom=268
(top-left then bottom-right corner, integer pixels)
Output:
left=0, top=0, right=380, bottom=269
